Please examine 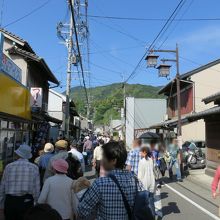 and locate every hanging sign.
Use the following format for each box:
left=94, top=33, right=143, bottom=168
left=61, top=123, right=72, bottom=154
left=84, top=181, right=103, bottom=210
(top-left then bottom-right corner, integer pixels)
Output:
left=30, top=87, right=43, bottom=108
